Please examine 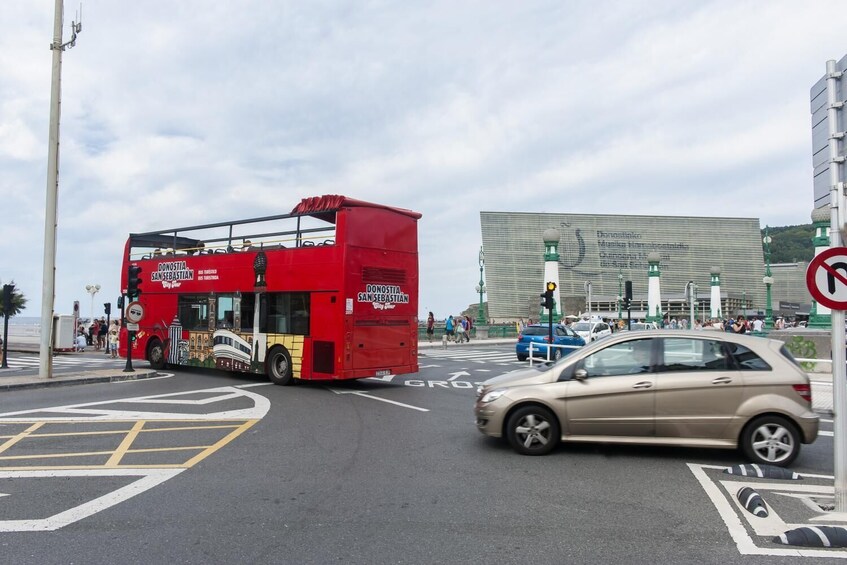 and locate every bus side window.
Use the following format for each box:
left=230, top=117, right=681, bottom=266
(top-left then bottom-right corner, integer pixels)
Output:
left=177, top=295, right=210, bottom=331
left=240, top=293, right=255, bottom=330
